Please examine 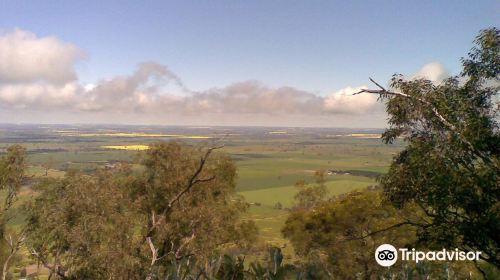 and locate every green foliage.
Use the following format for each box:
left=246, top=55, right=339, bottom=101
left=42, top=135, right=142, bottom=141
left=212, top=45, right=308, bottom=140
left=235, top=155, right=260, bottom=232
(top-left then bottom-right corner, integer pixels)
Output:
left=283, top=189, right=480, bottom=279
left=0, top=145, right=27, bottom=278
left=114, top=246, right=302, bottom=280
left=378, top=28, right=500, bottom=267
left=24, top=142, right=257, bottom=279
left=0, top=145, right=27, bottom=219
left=292, top=170, right=328, bottom=210
left=462, top=28, right=500, bottom=82
left=283, top=189, right=416, bottom=278
left=25, top=169, right=141, bottom=278
left=248, top=247, right=295, bottom=280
